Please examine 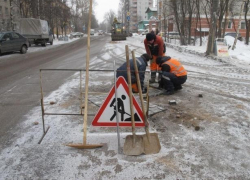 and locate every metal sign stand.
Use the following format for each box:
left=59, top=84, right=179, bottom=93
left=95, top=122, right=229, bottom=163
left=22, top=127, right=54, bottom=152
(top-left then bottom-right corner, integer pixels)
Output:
left=113, top=59, right=122, bottom=154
